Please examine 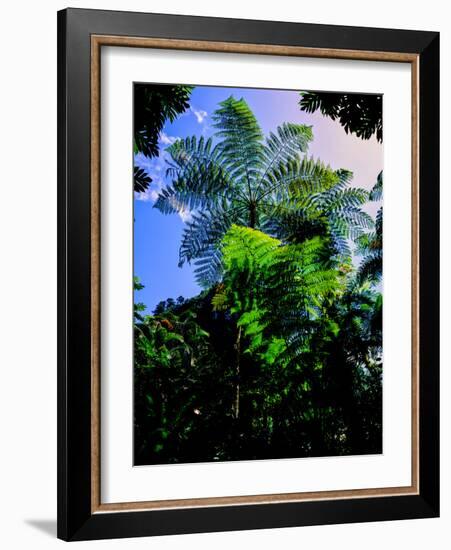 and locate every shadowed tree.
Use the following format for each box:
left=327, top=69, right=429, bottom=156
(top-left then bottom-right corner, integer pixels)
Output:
left=133, top=84, right=193, bottom=192
left=299, top=91, right=383, bottom=143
